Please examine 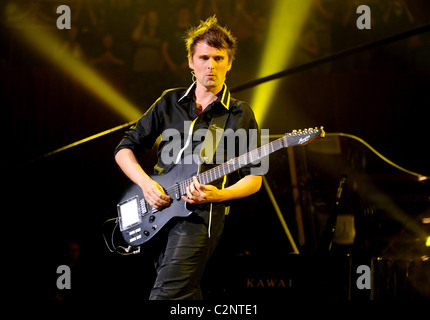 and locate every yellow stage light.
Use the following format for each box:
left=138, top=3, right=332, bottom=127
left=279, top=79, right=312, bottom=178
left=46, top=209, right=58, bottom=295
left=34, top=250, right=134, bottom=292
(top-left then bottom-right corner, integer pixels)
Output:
left=6, top=6, right=142, bottom=122
left=251, top=0, right=312, bottom=126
